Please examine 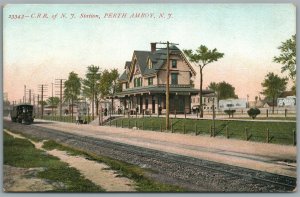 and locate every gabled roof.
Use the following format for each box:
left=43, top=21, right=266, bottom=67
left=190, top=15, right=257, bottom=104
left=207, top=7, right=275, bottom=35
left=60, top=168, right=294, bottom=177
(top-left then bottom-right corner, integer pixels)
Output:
left=279, top=91, right=295, bottom=98
left=118, top=45, right=196, bottom=81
